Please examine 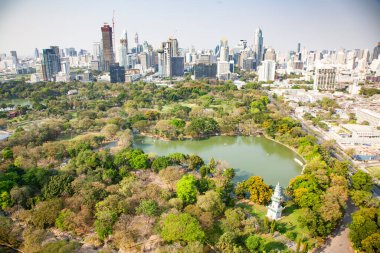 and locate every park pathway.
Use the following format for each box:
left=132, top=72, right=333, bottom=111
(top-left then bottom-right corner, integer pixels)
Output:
left=318, top=200, right=355, bottom=253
